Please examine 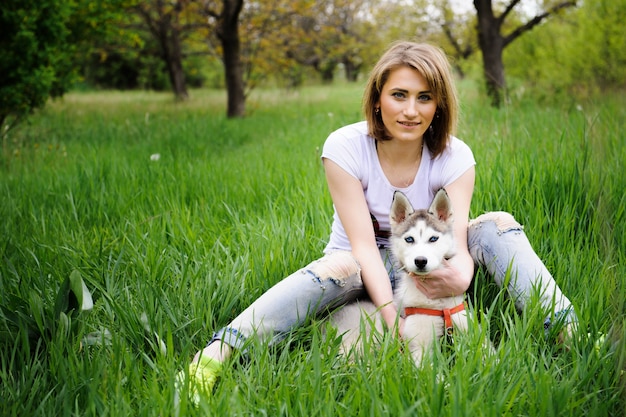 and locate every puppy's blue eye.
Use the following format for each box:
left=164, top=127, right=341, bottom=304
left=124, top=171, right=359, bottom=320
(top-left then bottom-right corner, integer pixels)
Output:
left=405, top=236, right=414, bottom=243
left=429, top=236, right=439, bottom=243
